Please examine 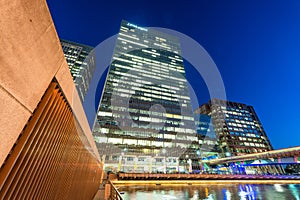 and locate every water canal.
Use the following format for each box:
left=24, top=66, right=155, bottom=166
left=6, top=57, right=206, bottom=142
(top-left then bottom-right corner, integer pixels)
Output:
left=118, top=183, right=300, bottom=200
